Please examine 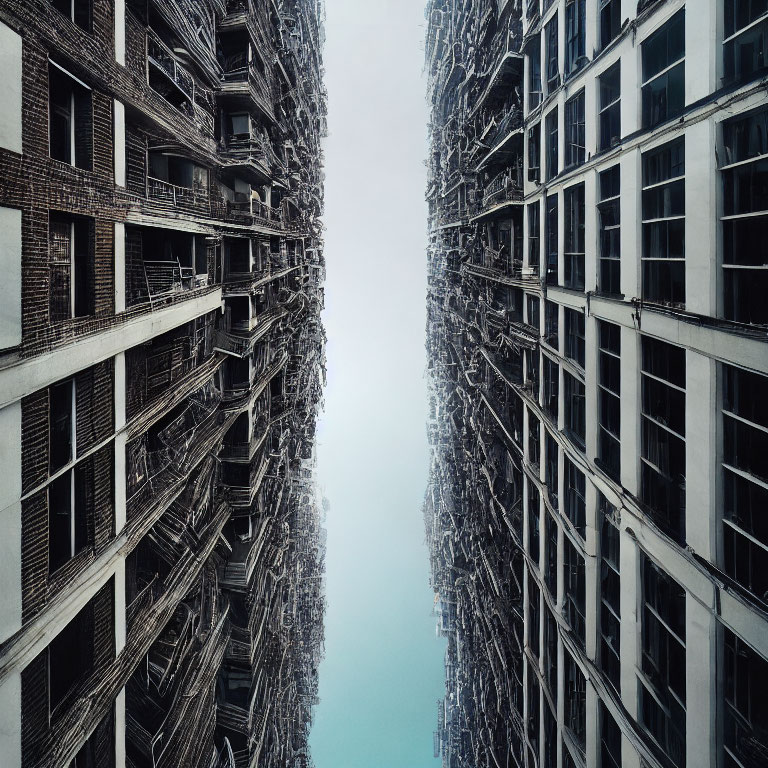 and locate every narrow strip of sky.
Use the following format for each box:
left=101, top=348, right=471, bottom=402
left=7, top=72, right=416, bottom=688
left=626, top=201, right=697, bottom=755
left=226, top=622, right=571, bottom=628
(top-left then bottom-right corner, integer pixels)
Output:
left=310, top=1, right=445, bottom=767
